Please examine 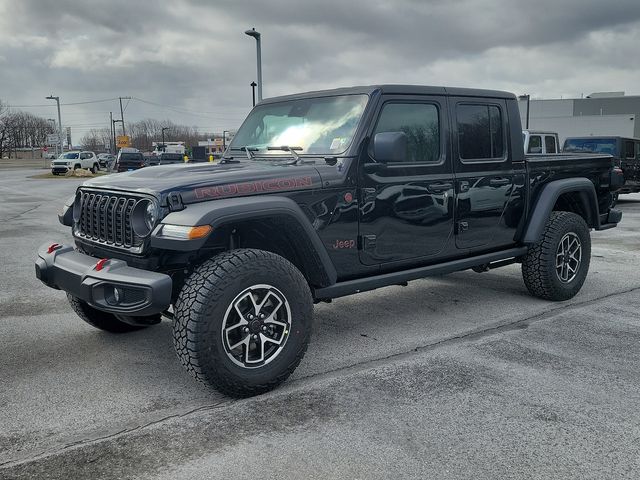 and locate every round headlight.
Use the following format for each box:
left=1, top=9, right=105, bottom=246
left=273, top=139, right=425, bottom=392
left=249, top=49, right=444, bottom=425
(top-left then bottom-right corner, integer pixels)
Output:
left=145, top=201, right=158, bottom=230
left=131, top=199, right=158, bottom=237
